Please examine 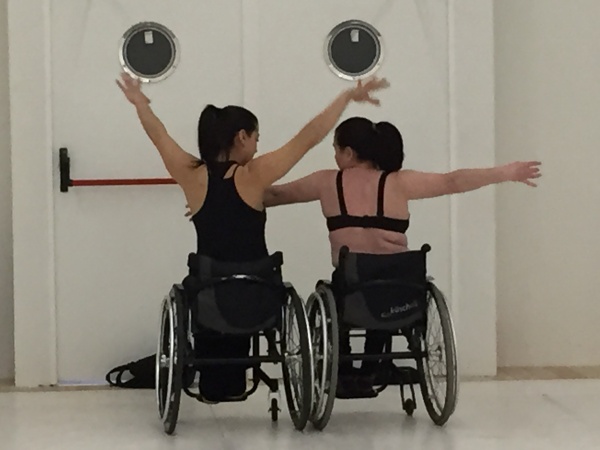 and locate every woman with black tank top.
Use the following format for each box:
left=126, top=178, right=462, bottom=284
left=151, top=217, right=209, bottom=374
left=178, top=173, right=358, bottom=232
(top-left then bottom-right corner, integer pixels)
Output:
left=116, top=73, right=389, bottom=401
left=117, top=74, right=388, bottom=261
left=265, top=117, right=541, bottom=396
